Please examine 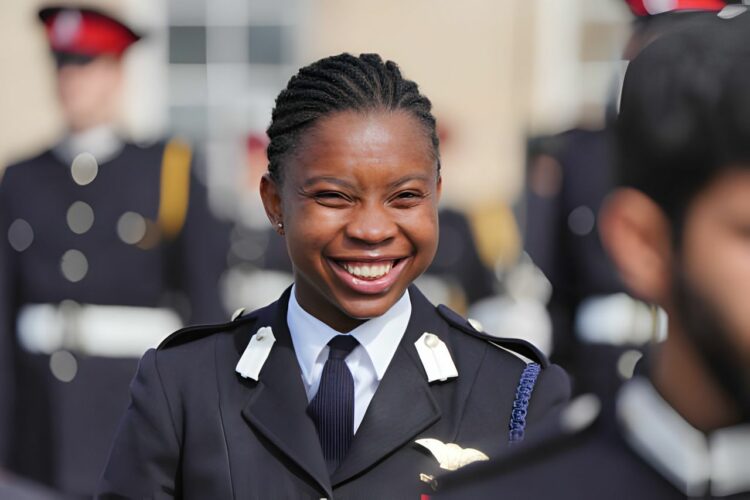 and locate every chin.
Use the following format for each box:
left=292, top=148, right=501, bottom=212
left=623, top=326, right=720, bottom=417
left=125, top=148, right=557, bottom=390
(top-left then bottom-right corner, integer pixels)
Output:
left=335, top=291, right=404, bottom=320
